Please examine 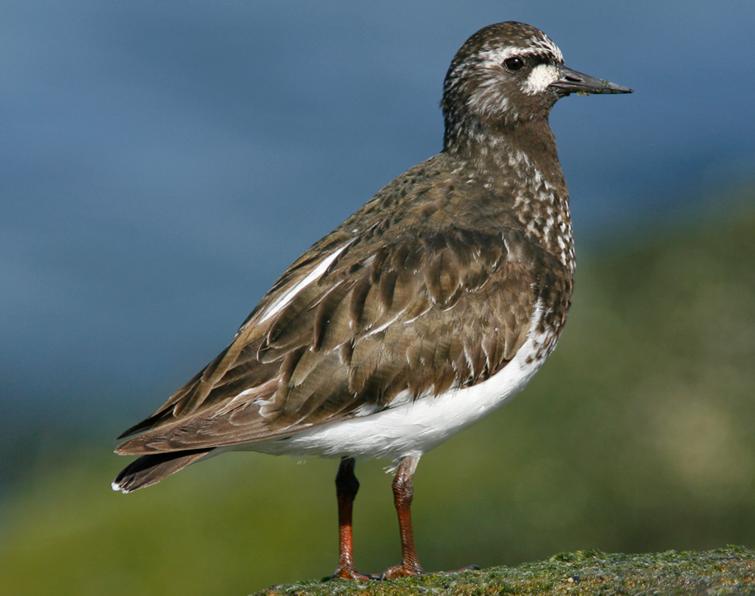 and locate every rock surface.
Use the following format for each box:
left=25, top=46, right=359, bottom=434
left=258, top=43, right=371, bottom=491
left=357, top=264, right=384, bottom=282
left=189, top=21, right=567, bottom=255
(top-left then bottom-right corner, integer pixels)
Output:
left=258, top=546, right=754, bottom=595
